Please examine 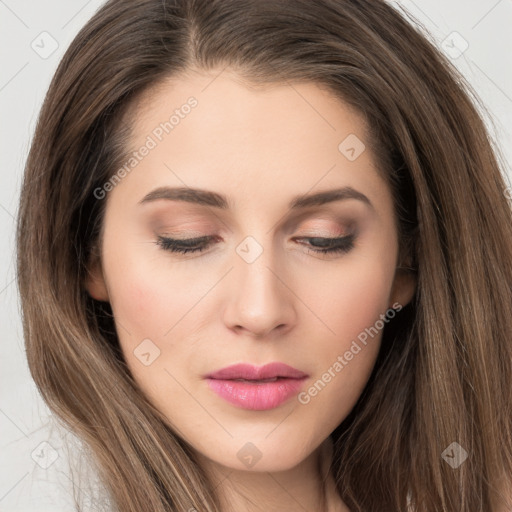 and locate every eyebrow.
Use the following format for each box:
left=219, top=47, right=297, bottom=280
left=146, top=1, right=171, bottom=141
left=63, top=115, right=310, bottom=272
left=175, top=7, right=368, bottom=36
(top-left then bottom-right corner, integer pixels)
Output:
left=138, top=186, right=374, bottom=211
